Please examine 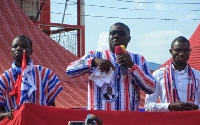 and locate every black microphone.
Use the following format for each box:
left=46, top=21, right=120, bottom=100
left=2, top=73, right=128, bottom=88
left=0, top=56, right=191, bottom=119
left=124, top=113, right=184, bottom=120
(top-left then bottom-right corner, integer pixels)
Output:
left=115, top=45, right=127, bottom=75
